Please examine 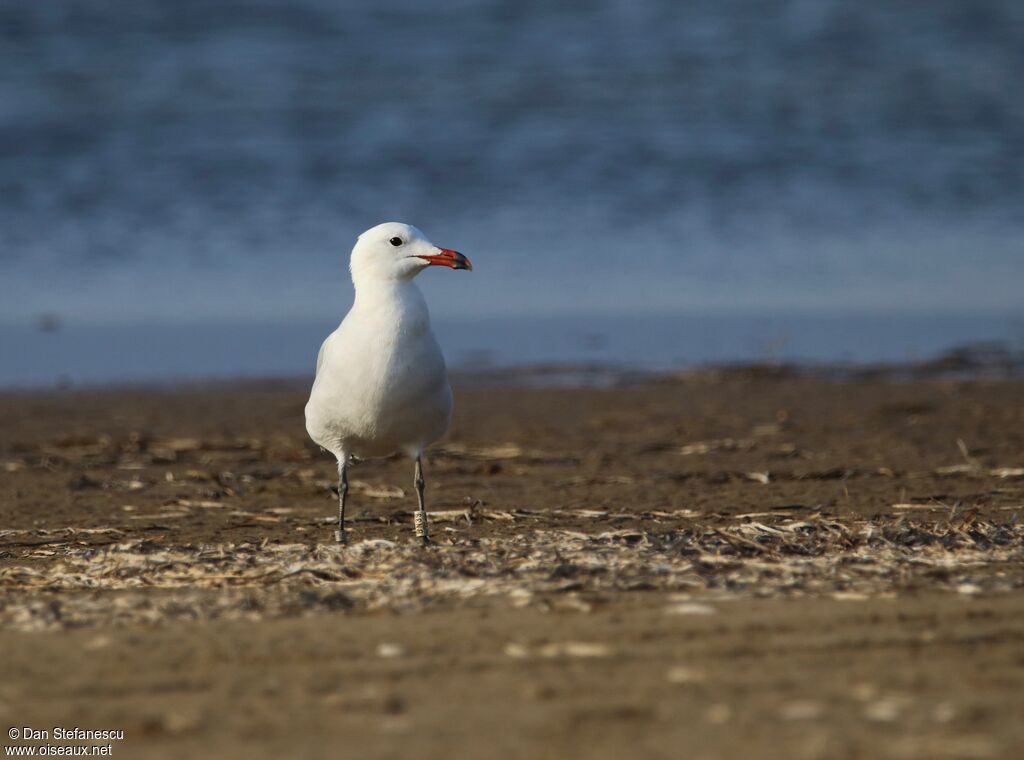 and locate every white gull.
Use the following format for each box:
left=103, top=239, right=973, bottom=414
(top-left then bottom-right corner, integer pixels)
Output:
left=304, top=222, right=473, bottom=544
